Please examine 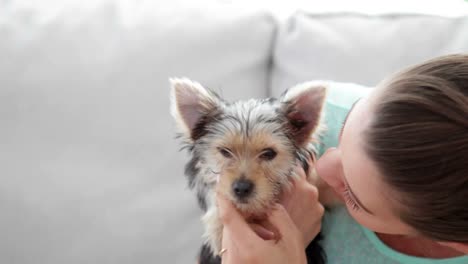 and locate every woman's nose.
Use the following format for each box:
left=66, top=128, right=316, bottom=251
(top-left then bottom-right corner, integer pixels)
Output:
left=315, top=147, right=344, bottom=190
